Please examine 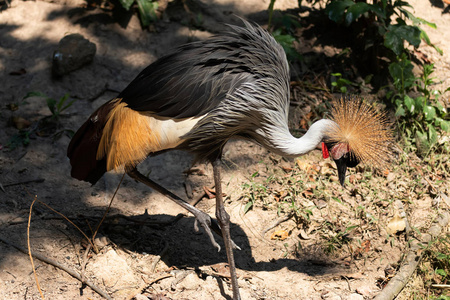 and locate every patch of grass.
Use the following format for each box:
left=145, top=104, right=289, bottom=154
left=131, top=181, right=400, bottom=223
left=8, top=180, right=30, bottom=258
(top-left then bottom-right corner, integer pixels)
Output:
left=388, top=60, right=450, bottom=156
left=320, top=221, right=358, bottom=254
left=241, top=171, right=270, bottom=213
left=418, top=234, right=450, bottom=297
left=6, top=92, right=76, bottom=150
